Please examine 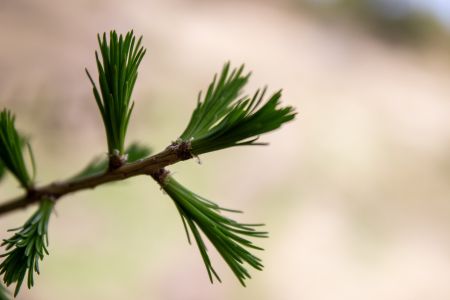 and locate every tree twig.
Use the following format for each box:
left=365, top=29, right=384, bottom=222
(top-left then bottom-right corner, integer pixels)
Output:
left=0, top=141, right=192, bottom=216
